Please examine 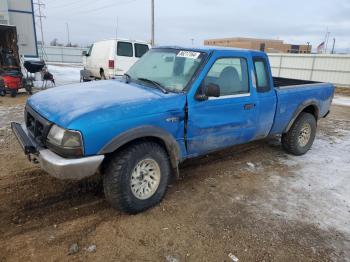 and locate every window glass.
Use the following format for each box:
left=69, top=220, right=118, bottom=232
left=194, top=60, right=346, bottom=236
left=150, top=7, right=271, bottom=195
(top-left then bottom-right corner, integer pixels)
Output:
left=127, top=49, right=205, bottom=92
left=135, top=44, right=149, bottom=58
left=254, top=59, right=270, bottom=92
left=204, top=58, right=249, bottom=96
left=117, top=42, right=133, bottom=57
